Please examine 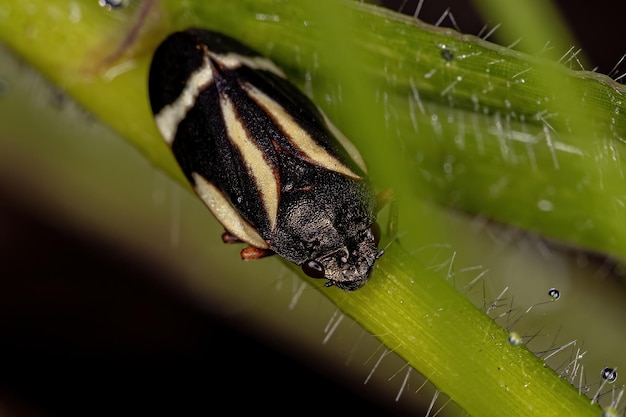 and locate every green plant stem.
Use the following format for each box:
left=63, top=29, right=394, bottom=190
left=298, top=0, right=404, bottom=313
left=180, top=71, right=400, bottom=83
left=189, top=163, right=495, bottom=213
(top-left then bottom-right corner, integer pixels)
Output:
left=298, top=238, right=597, bottom=415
